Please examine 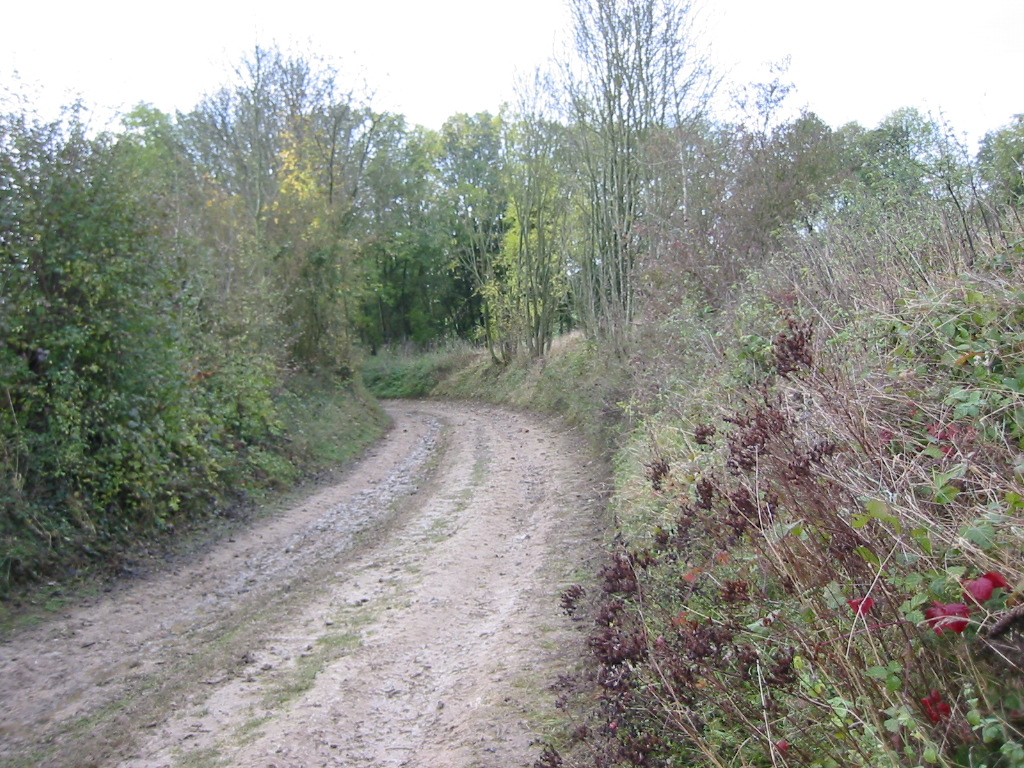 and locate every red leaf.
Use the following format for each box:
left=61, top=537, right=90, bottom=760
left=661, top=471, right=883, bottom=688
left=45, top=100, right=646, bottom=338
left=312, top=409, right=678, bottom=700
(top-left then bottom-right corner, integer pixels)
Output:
left=964, top=576, right=995, bottom=605
left=983, top=571, right=1009, bottom=590
left=848, top=597, right=875, bottom=616
left=964, top=572, right=1009, bottom=604
left=921, top=689, right=952, bottom=722
left=925, top=601, right=970, bottom=634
